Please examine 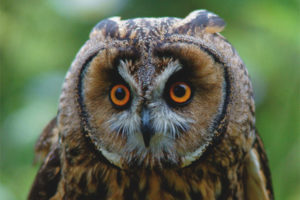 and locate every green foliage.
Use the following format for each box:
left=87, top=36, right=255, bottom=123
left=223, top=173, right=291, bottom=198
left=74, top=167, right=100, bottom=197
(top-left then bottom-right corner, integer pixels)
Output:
left=0, top=0, right=299, bottom=199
